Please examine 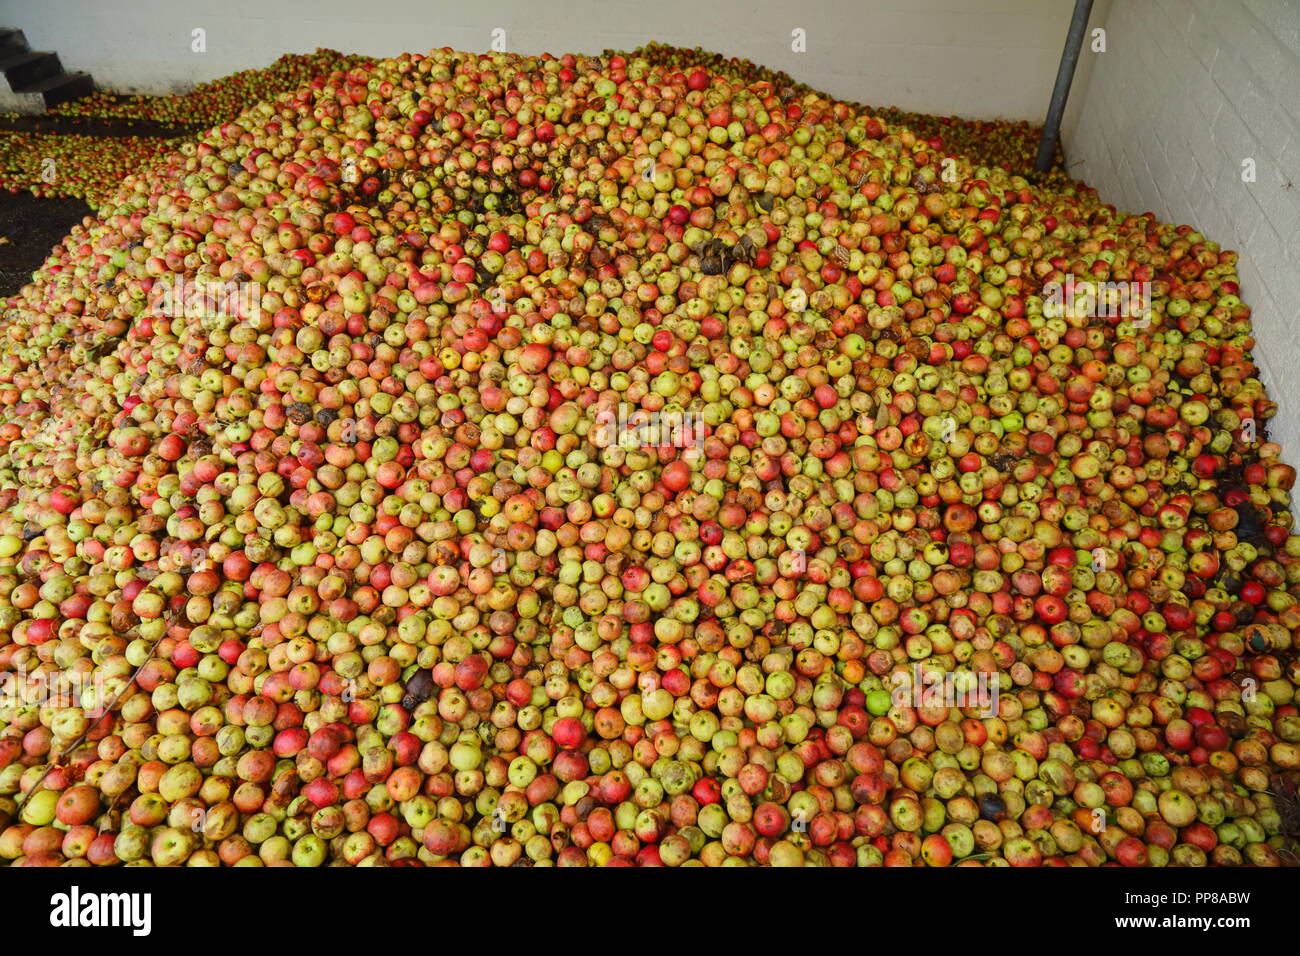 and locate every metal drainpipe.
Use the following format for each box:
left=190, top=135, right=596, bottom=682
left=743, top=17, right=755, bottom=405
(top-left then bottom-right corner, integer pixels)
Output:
left=1034, top=0, right=1095, bottom=173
